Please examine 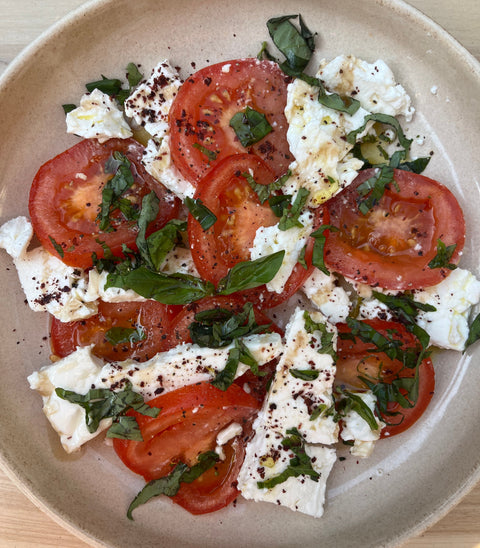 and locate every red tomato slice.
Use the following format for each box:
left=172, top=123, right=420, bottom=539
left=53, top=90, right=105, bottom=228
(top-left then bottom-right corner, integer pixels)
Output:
left=29, top=138, right=180, bottom=269
left=336, top=319, right=435, bottom=437
left=50, top=300, right=173, bottom=362
left=113, top=382, right=260, bottom=514
left=188, top=153, right=324, bottom=308
left=169, top=58, right=292, bottom=184
left=324, top=168, right=465, bottom=290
